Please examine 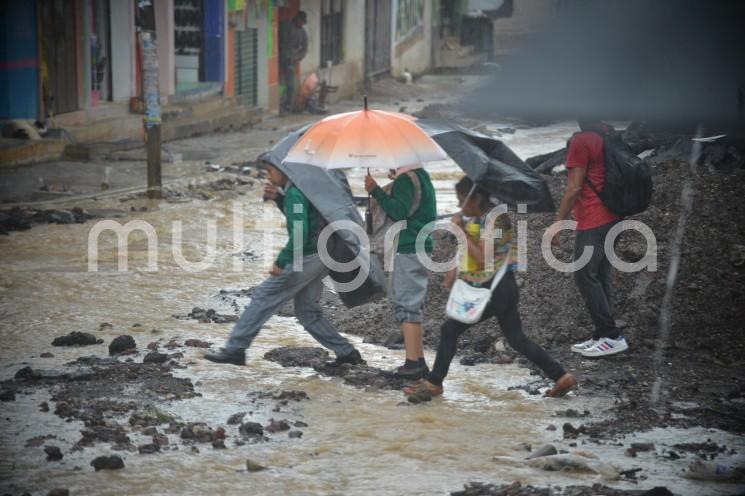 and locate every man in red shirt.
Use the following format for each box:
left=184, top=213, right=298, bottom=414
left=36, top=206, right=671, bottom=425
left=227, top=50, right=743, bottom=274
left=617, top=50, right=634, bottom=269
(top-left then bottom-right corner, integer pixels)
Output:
left=551, top=120, right=628, bottom=358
